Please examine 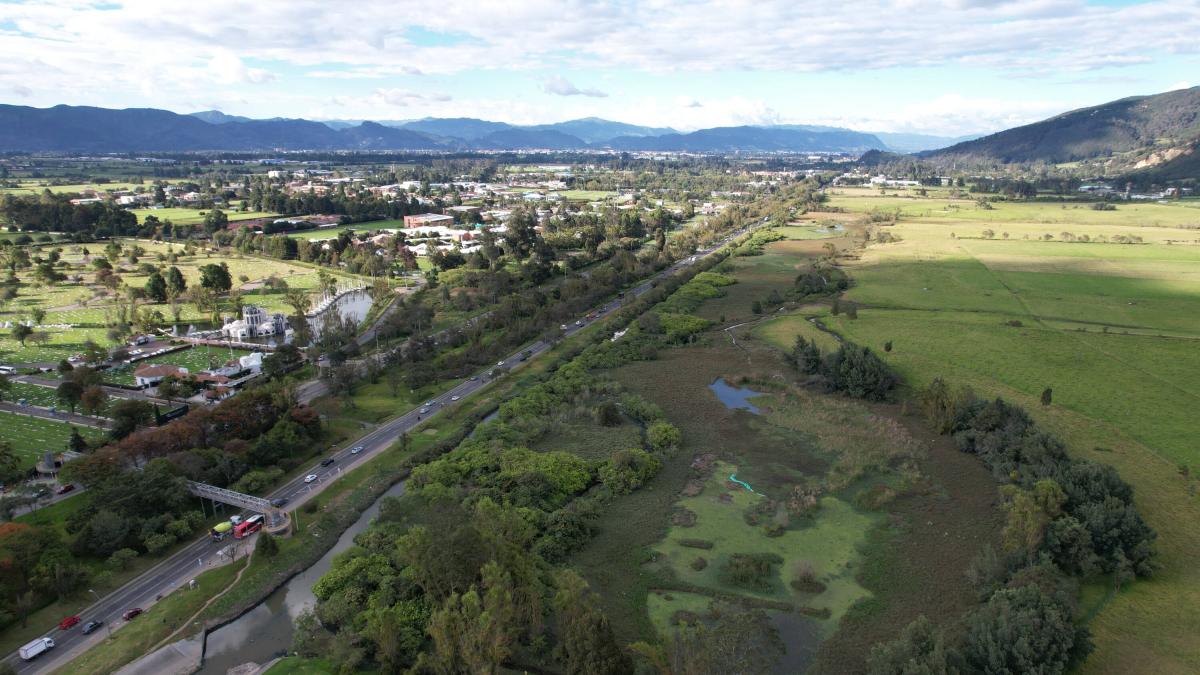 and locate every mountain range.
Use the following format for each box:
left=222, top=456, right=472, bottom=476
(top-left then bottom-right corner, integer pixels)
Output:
left=0, top=104, right=969, bottom=154
left=926, top=87, right=1200, bottom=173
